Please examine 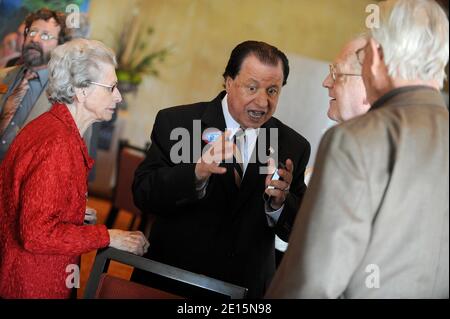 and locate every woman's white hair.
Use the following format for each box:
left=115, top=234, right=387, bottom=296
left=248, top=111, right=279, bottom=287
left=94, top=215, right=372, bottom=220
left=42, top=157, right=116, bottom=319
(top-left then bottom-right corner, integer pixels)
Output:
left=47, top=38, right=117, bottom=104
left=371, top=0, right=449, bottom=88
